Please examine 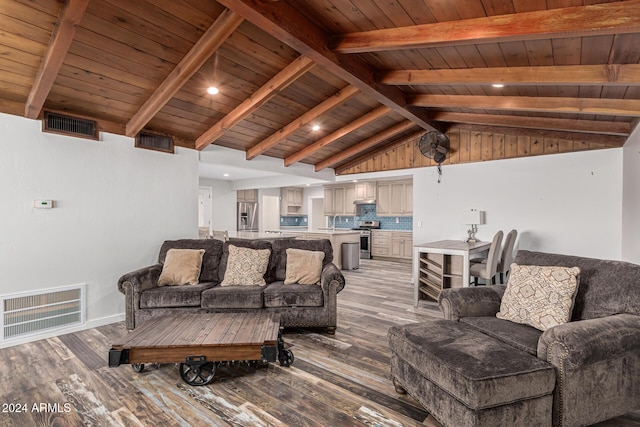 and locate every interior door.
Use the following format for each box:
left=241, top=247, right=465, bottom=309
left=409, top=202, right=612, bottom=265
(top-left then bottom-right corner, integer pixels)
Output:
left=262, top=195, right=280, bottom=232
